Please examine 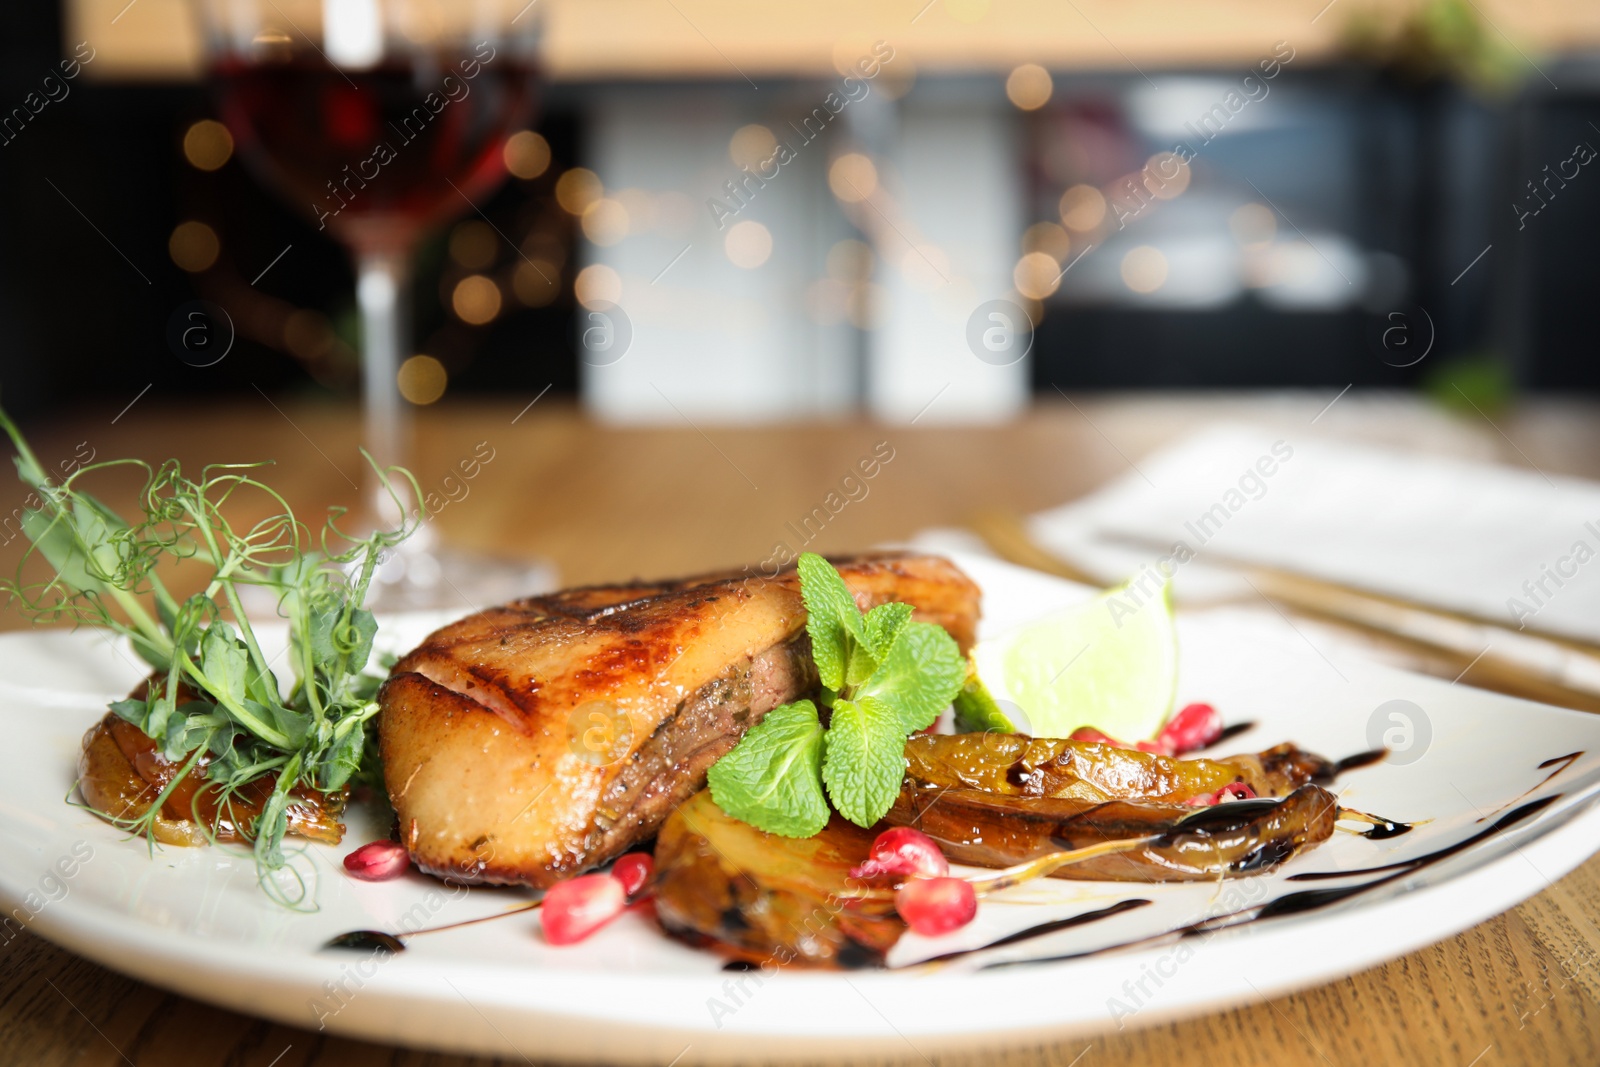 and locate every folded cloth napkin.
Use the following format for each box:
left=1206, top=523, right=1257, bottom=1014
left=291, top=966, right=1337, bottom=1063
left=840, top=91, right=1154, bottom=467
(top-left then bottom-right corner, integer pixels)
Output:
left=1025, top=424, right=1600, bottom=645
